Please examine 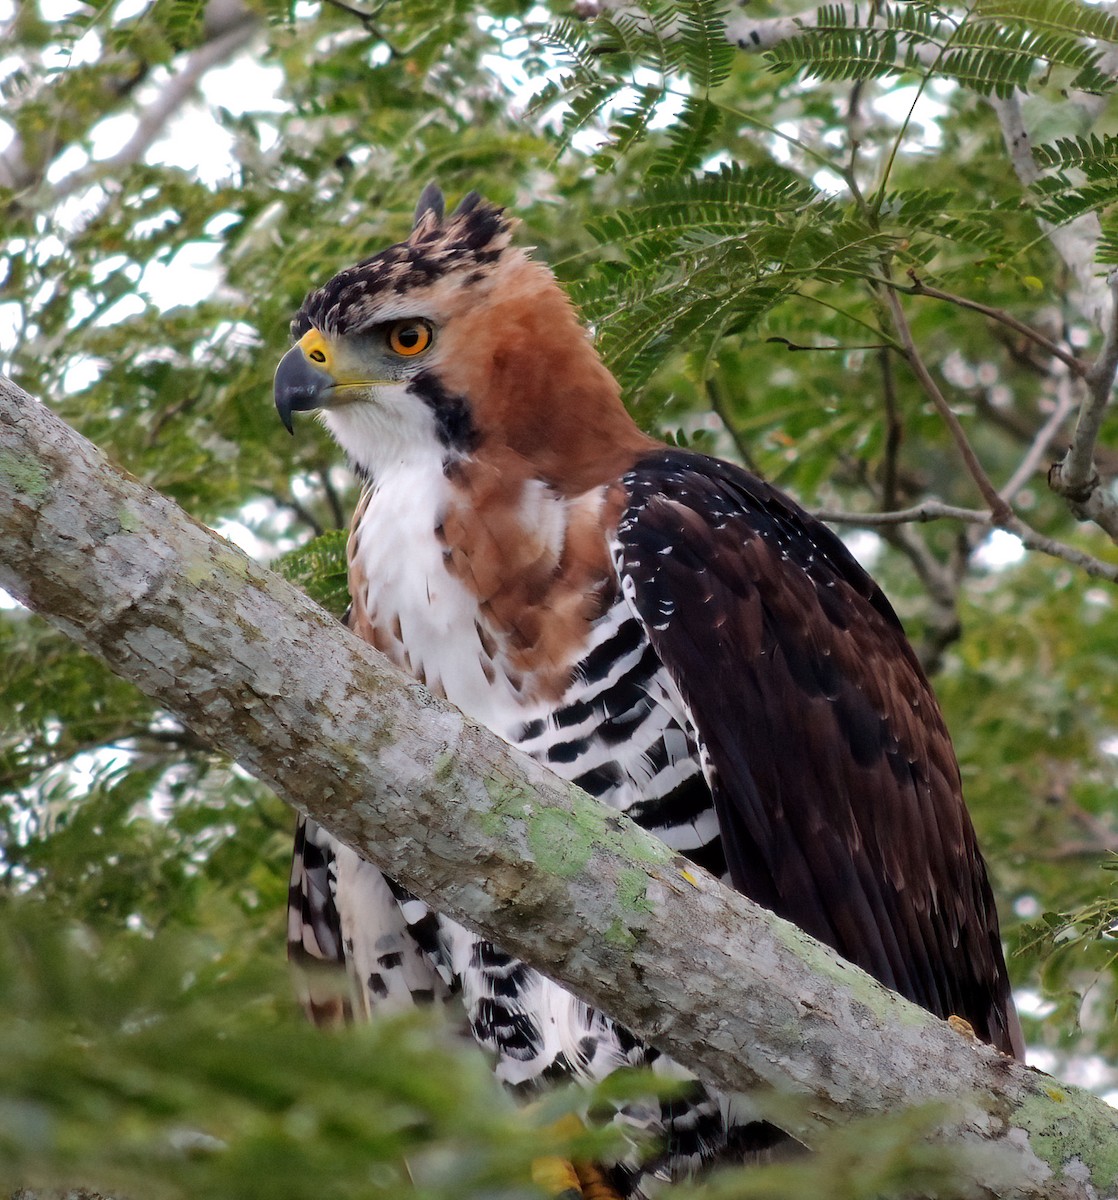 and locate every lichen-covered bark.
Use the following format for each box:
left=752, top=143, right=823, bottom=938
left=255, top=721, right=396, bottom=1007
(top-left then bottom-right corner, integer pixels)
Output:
left=1, top=376, right=1115, bottom=1200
